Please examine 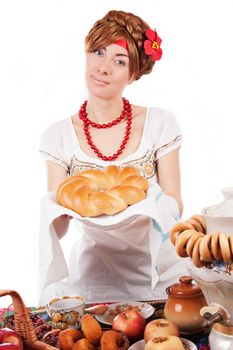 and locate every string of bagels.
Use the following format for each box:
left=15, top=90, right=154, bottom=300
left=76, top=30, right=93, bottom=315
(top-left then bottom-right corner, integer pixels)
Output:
left=170, top=215, right=233, bottom=267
